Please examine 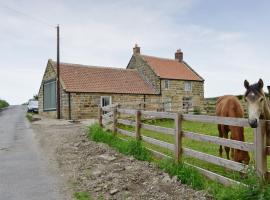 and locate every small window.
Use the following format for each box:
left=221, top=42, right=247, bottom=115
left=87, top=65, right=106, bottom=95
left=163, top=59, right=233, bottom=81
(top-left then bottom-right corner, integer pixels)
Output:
left=101, top=96, right=111, bottom=107
left=184, top=81, right=192, bottom=92
left=183, top=97, right=192, bottom=111
left=43, top=80, right=56, bottom=111
left=101, top=96, right=112, bottom=114
left=164, top=80, right=170, bottom=89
